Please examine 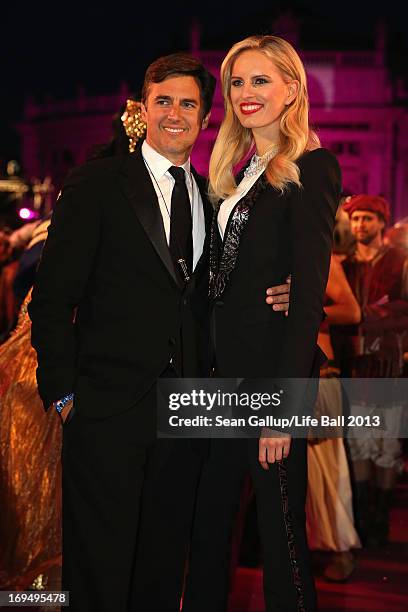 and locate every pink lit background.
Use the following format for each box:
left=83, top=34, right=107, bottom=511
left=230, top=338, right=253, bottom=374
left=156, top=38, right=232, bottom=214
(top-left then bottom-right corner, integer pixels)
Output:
left=15, top=23, right=408, bottom=222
